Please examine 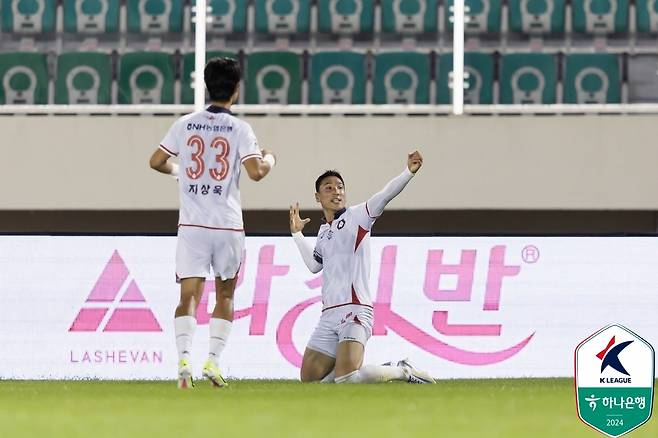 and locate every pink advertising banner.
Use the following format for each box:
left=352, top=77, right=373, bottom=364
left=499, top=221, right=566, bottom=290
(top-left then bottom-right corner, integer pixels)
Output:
left=0, top=236, right=656, bottom=380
